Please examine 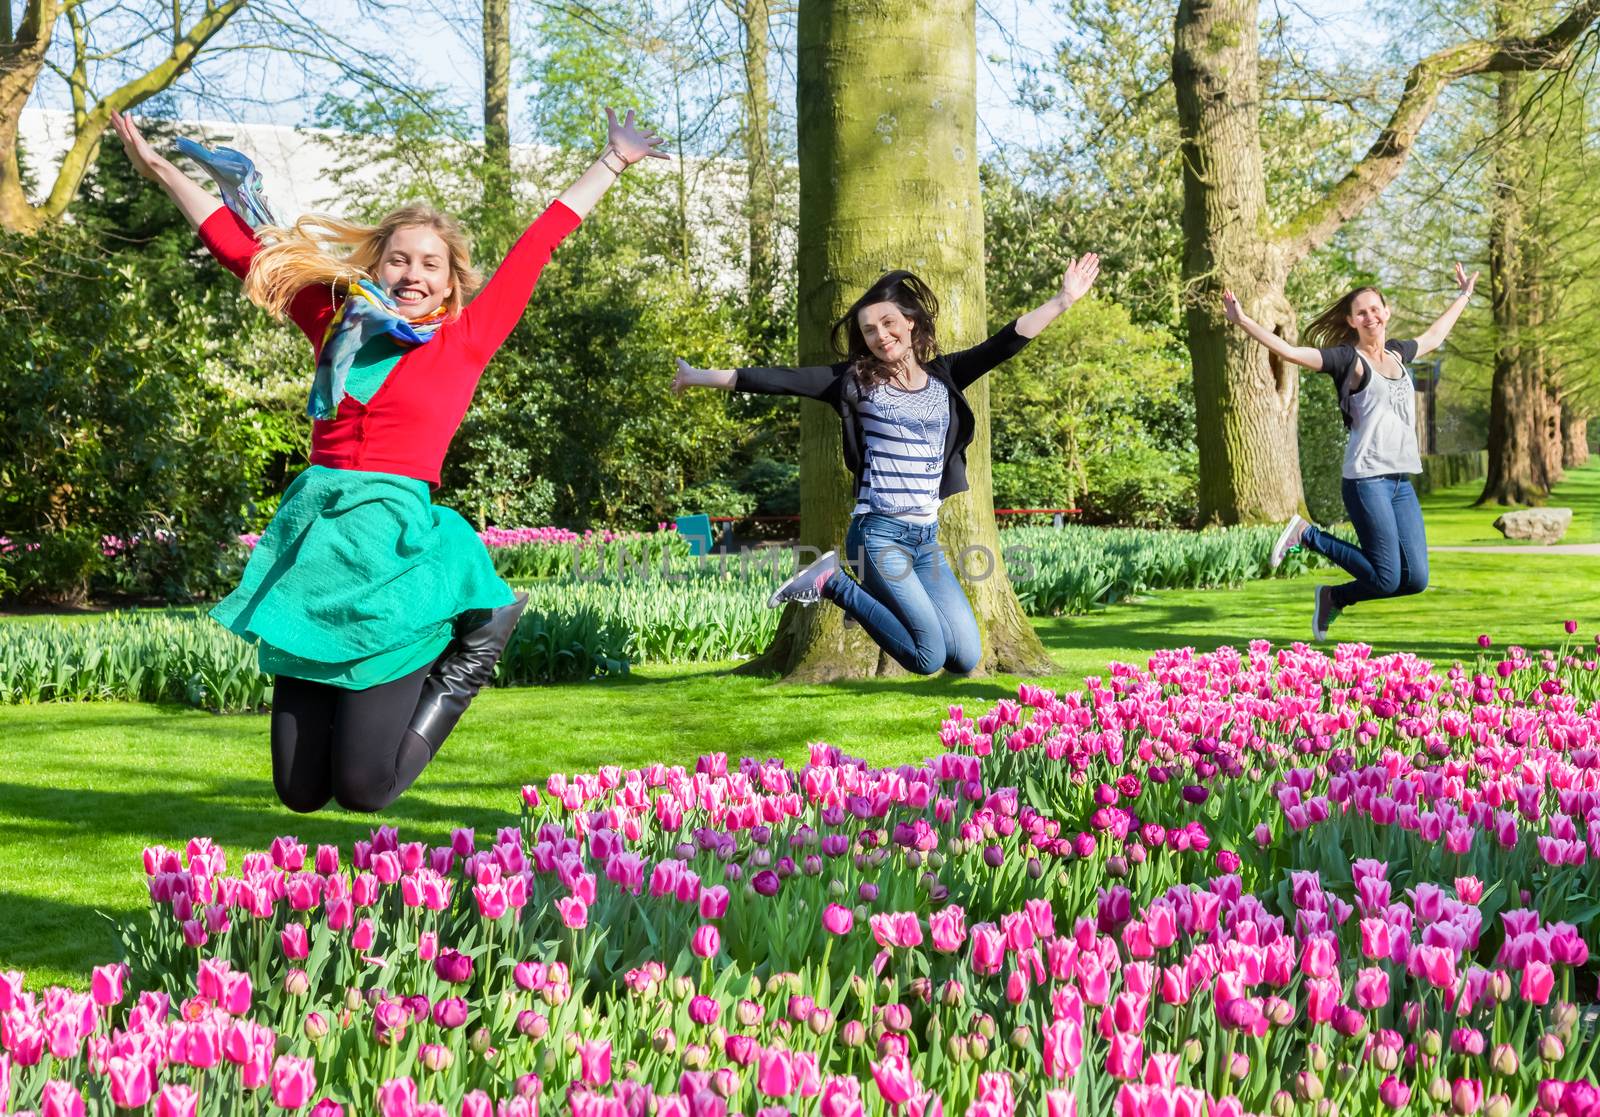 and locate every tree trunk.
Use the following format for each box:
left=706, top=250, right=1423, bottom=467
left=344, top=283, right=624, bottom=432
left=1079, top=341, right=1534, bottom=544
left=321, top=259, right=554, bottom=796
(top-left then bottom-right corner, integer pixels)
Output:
left=1173, top=0, right=1305, bottom=524
left=1479, top=4, right=1551, bottom=506
left=1562, top=410, right=1589, bottom=468
left=743, top=0, right=1053, bottom=680
left=734, top=0, right=779, bottom=340
left=481, top=0, right=513, bottom=244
